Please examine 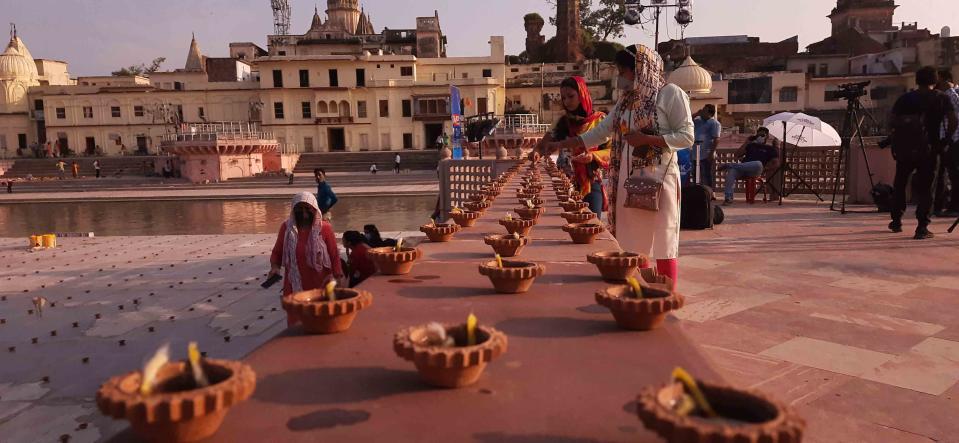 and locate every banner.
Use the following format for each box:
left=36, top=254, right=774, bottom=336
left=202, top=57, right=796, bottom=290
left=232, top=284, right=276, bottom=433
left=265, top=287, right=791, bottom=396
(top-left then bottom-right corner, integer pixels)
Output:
left=450, top=86, right=463, bottom=160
